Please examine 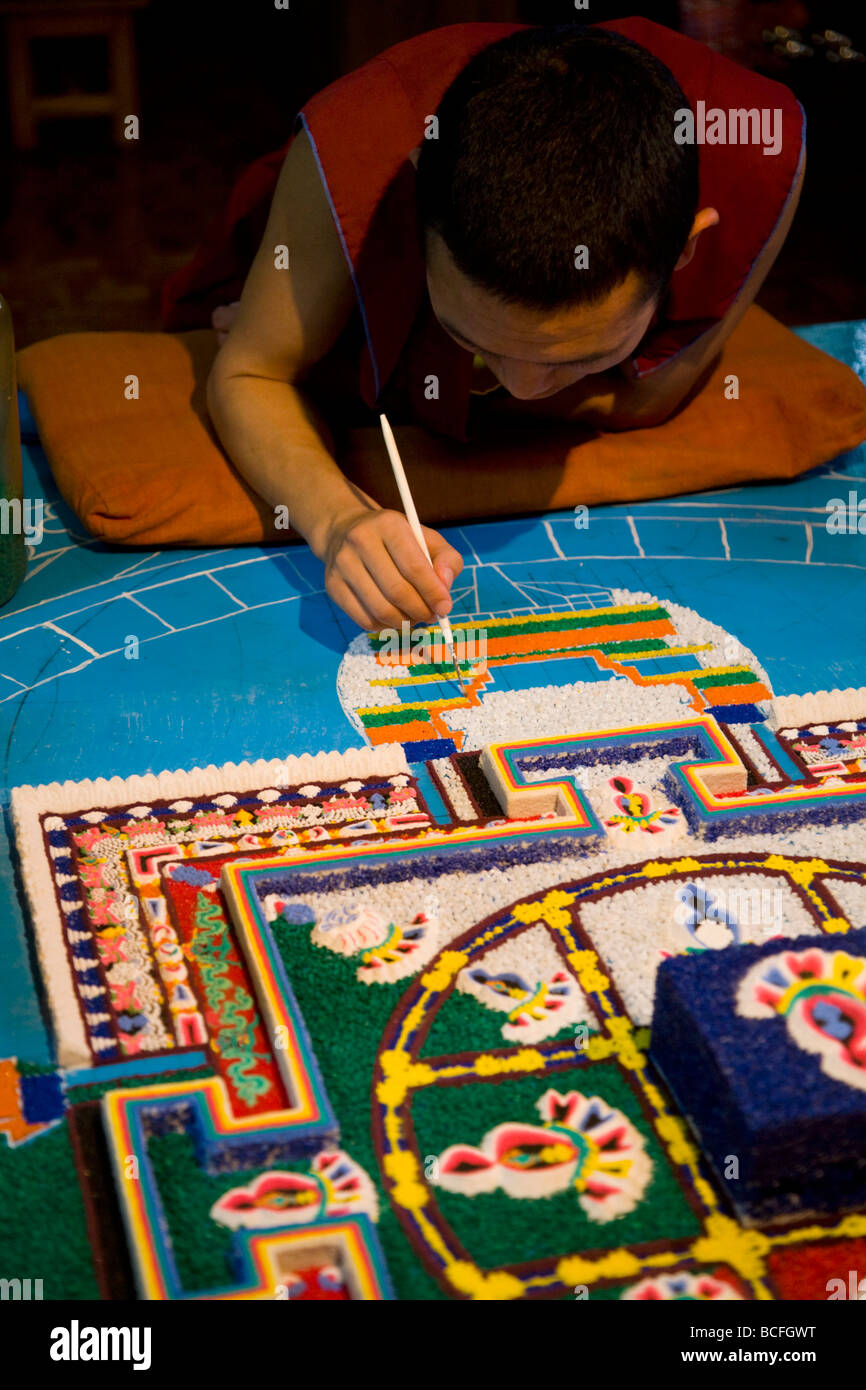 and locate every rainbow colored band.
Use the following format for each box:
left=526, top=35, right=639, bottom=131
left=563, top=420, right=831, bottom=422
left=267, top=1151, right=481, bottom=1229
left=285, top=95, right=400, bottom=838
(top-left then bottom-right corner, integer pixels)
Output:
left=484, top=718, right=866, bottom=830
left=102, top=1080, right=392, bottom=1299
left=232, top=1219, right=392, bottom=1301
